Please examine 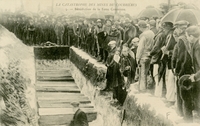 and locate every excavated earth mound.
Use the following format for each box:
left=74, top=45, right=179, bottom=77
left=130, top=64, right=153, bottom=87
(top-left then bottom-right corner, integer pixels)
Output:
left=0, top=25, right=37, bottom=126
